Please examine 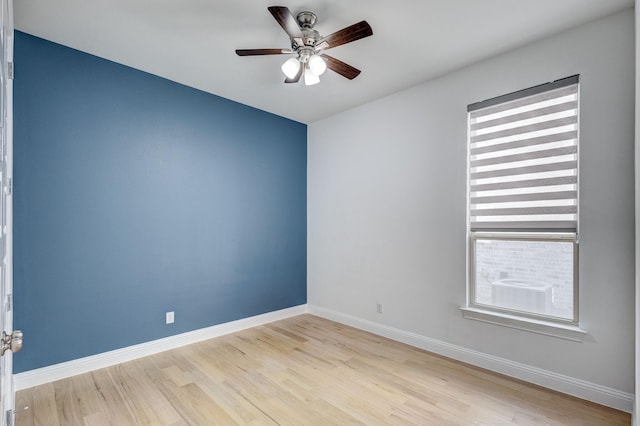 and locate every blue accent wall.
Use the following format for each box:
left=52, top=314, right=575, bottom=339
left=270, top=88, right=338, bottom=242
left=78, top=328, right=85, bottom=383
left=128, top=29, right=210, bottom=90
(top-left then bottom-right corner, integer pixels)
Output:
left=13, top=32, right=307, bottom=373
